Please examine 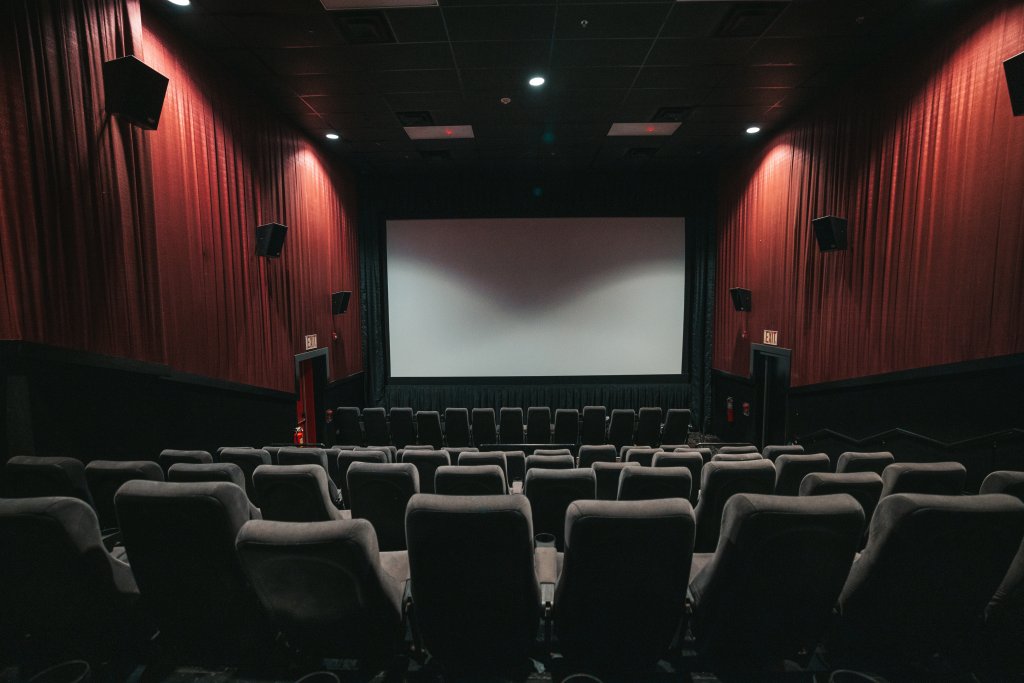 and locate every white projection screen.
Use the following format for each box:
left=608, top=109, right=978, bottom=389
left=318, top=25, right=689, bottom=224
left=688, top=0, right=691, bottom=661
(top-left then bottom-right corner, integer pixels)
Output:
left=385, top=217, right=687, bottom=378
